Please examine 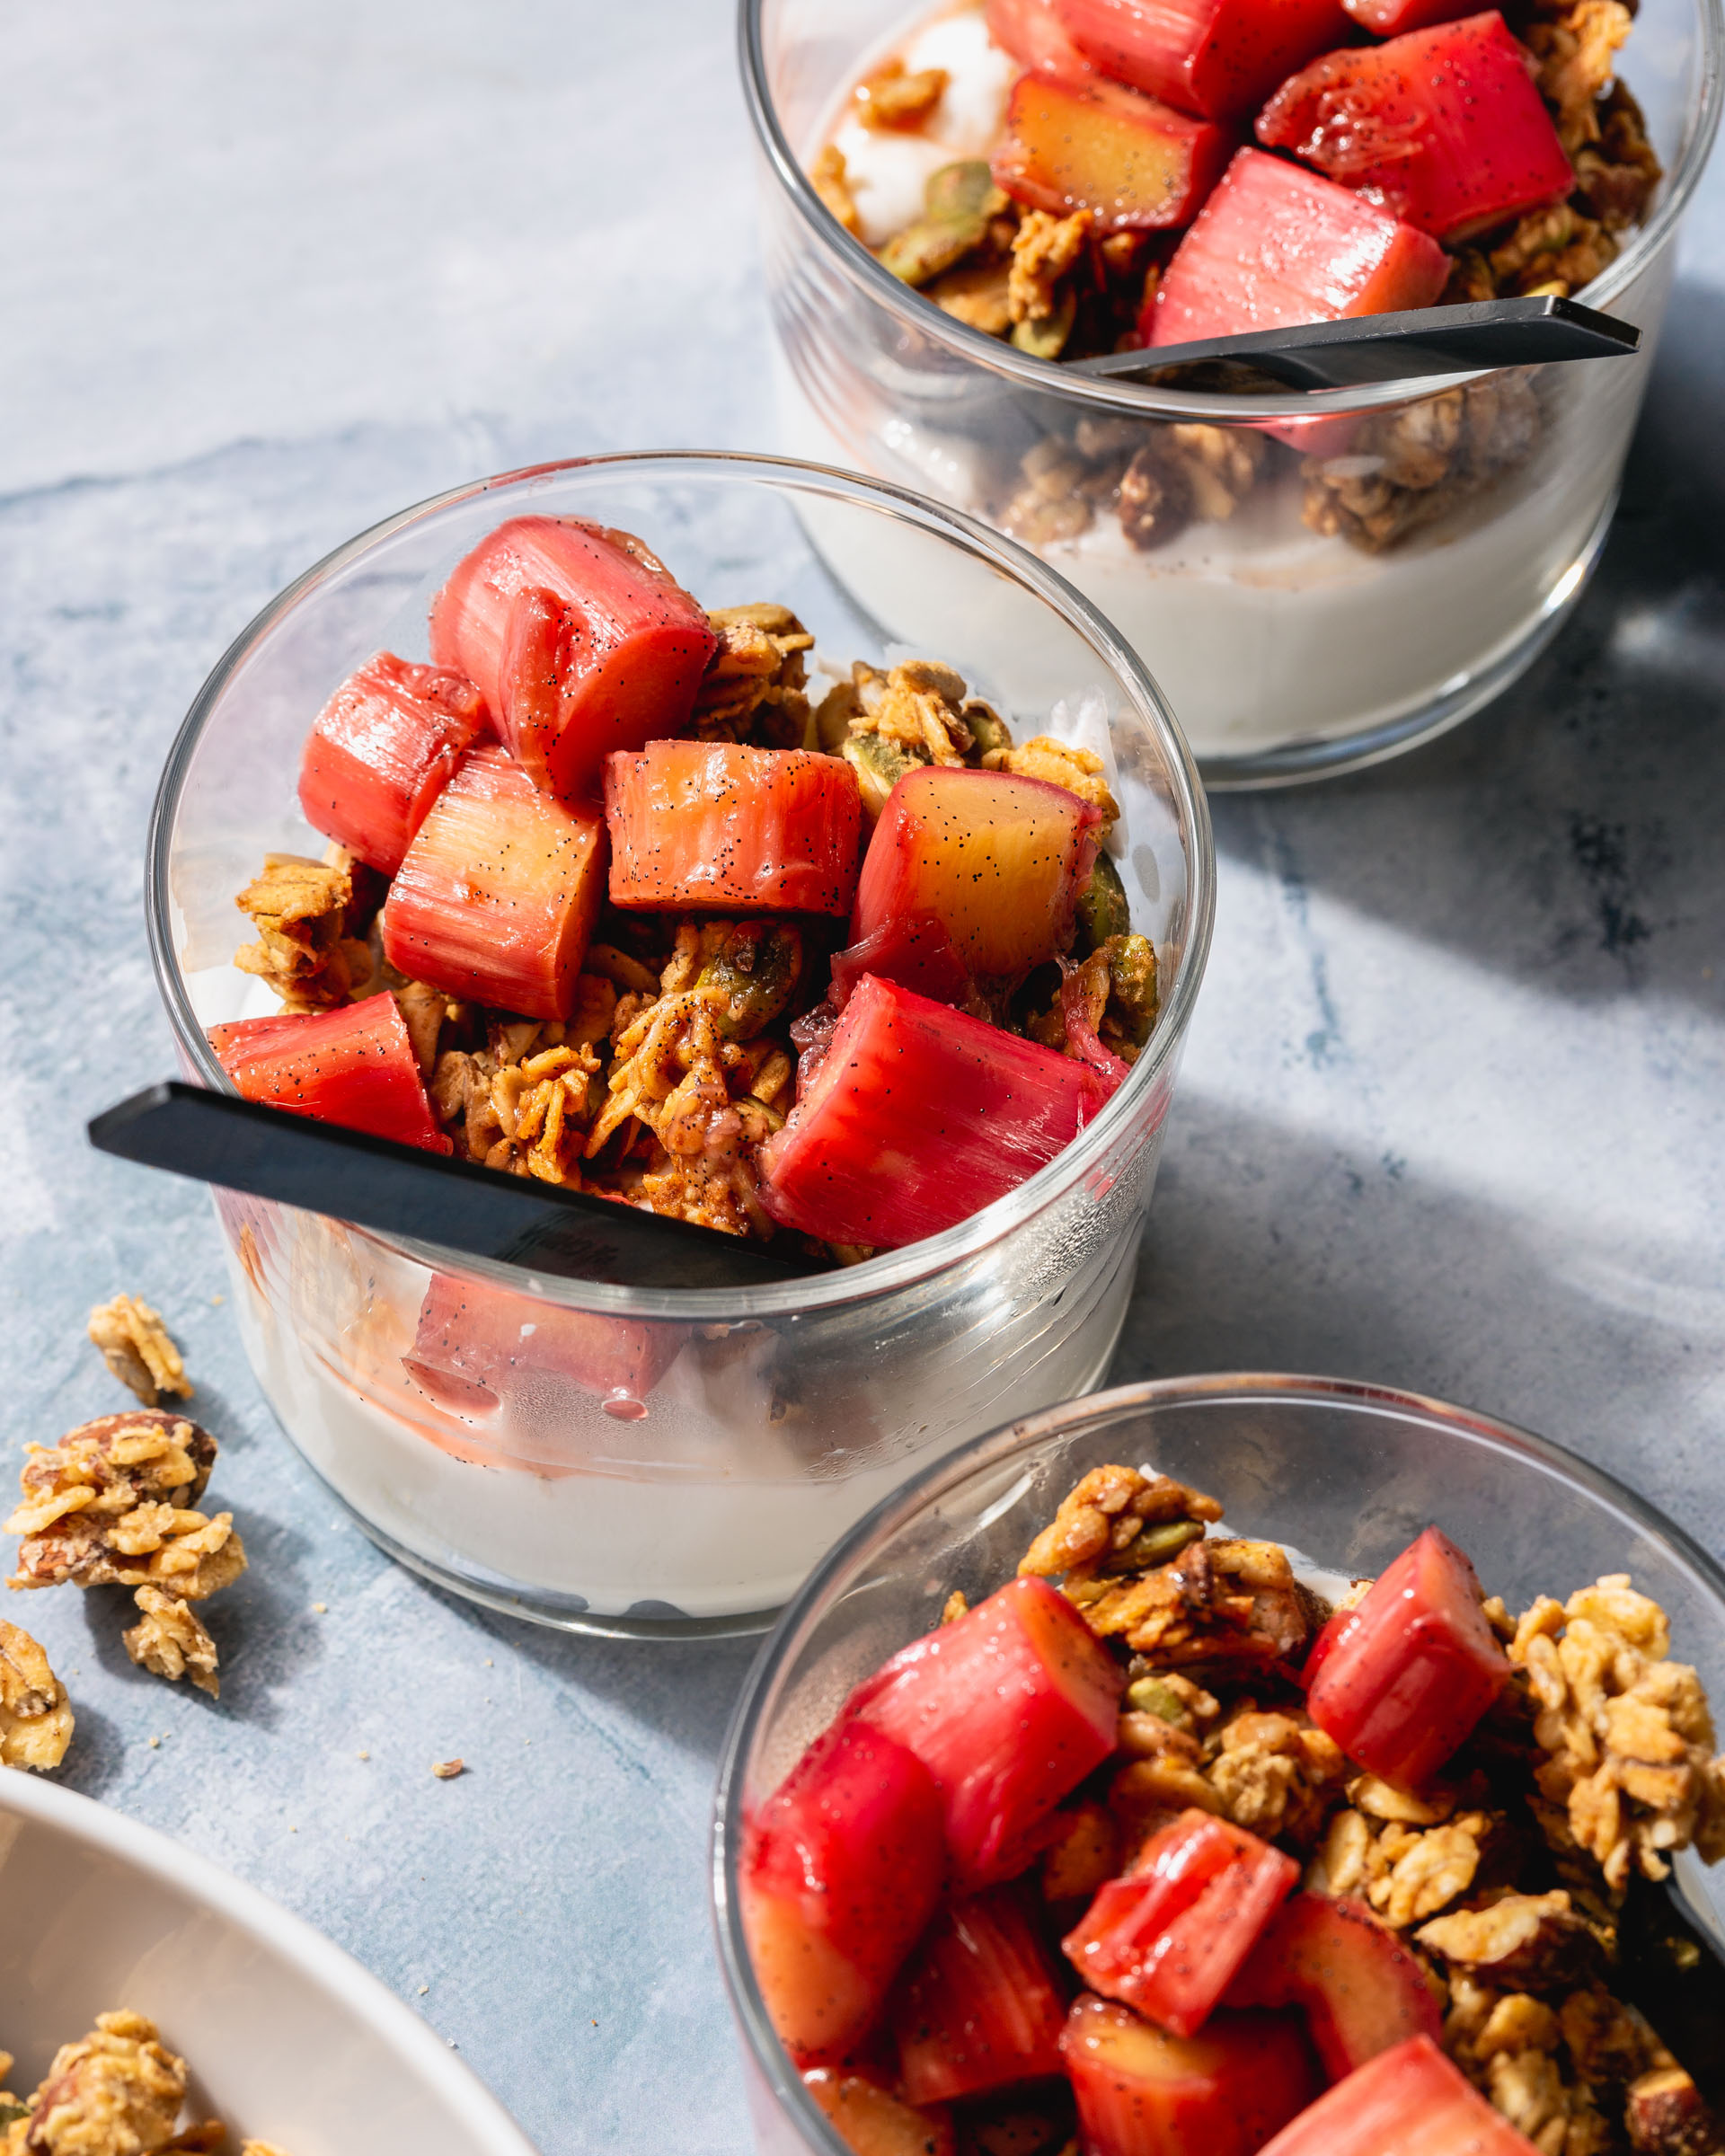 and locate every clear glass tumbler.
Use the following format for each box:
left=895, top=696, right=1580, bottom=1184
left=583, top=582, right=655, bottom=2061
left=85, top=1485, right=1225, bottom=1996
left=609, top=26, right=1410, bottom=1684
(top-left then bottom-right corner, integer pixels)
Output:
left=147, top=453, right=1213, bottom=1639
left=740, top=0, right=1722, bottom=785
left=712, top=1372, right=1725, bottom=2154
